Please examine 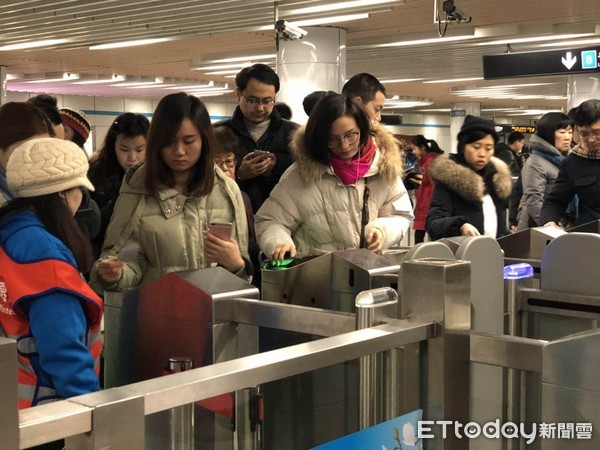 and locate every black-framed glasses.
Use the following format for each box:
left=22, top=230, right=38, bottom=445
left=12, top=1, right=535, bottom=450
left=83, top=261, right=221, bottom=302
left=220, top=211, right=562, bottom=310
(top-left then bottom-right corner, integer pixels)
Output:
left=215, top=157, right=236, bottom=168
left=241, top=94, right=275, bottom=107
left=327, top=131, right=360, bottom=149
